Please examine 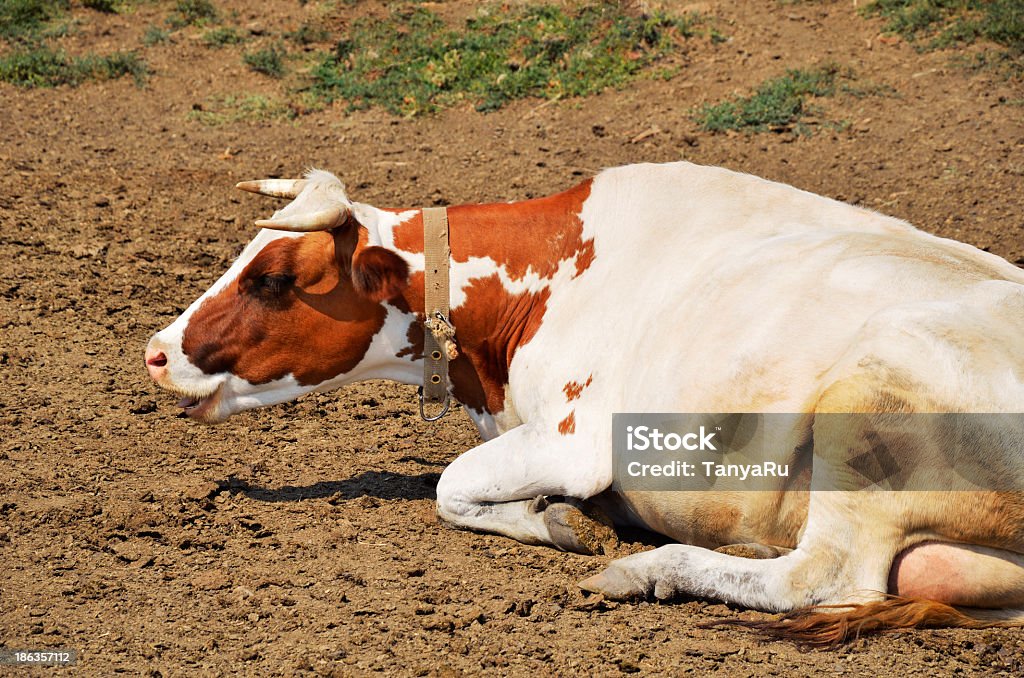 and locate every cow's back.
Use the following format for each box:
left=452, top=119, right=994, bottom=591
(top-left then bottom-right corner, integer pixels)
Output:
left=513, top=162, right=1024, bottom=421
